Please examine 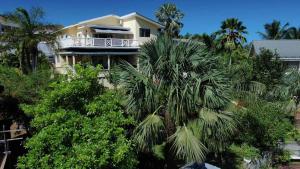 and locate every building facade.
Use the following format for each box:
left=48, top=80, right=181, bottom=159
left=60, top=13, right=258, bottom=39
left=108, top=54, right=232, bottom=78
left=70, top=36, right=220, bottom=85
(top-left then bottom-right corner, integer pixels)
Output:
left=55, top=12, right=163, bottom=73
left=0, top=16, right=18, bottom=34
